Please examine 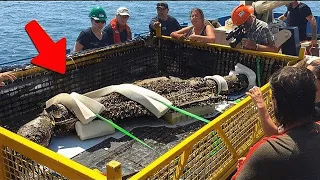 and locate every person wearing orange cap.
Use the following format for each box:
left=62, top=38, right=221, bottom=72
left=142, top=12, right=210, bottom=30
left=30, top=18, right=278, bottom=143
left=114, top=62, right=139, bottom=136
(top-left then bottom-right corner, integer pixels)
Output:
left=231, top=4, right=278, bottom=53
